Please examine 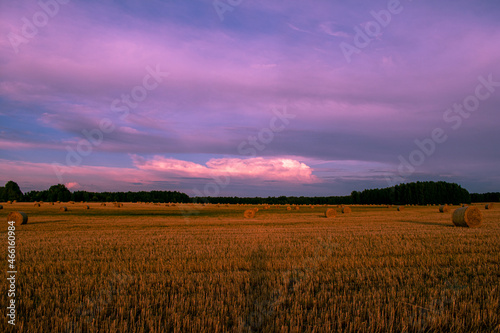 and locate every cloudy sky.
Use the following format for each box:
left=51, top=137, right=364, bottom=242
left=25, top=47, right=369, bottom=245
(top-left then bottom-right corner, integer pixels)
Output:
left=1, top=0, right=499, bottom=197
